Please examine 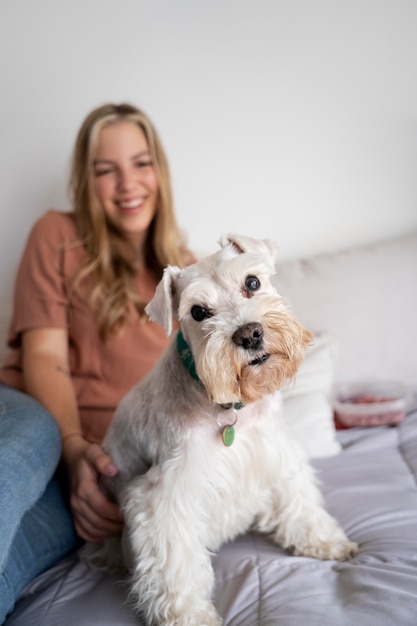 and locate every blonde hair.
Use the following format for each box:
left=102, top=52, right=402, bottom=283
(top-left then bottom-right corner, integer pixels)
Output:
left=69, top=102, right=189, bottom=340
